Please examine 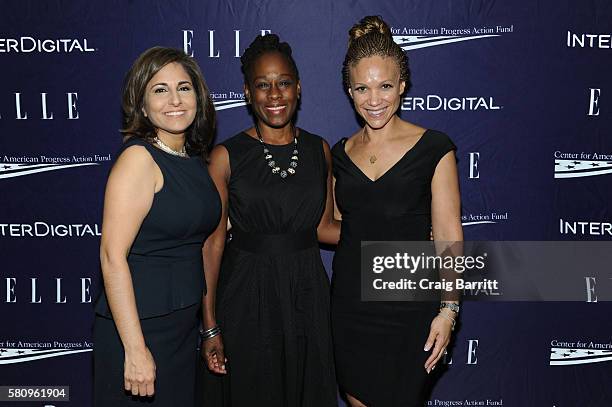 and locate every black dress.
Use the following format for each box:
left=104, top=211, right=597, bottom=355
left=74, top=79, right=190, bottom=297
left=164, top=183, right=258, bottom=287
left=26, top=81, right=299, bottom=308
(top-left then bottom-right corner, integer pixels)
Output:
left=202, top=130, right=337, bottom=407
left=331, top=129, right=456, bottom=407
left=94, top=138, right=221, bottom=406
